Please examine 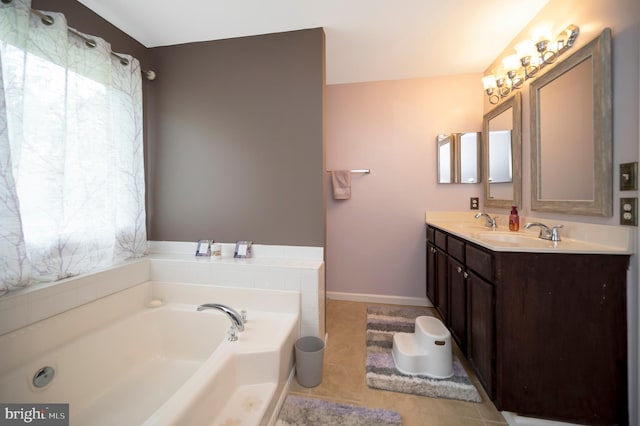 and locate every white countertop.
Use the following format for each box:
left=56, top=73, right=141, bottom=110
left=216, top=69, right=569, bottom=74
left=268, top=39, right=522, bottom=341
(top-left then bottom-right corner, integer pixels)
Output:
left=426, top=211, right=633, bottom=255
